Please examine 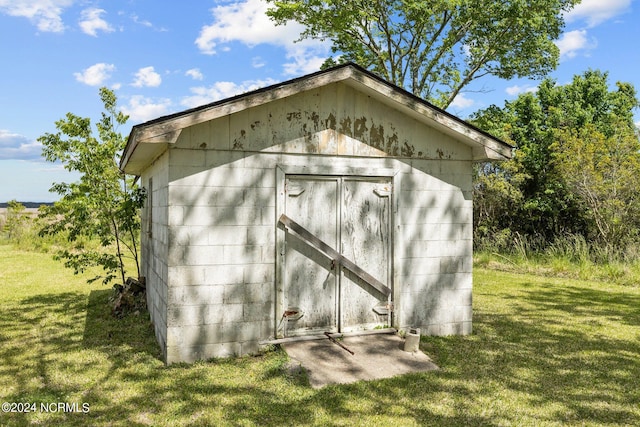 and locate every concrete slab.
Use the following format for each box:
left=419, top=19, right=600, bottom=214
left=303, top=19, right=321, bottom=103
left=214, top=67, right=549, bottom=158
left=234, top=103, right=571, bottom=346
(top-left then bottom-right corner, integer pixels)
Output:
left=282, top=333, right=439, bottom=388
